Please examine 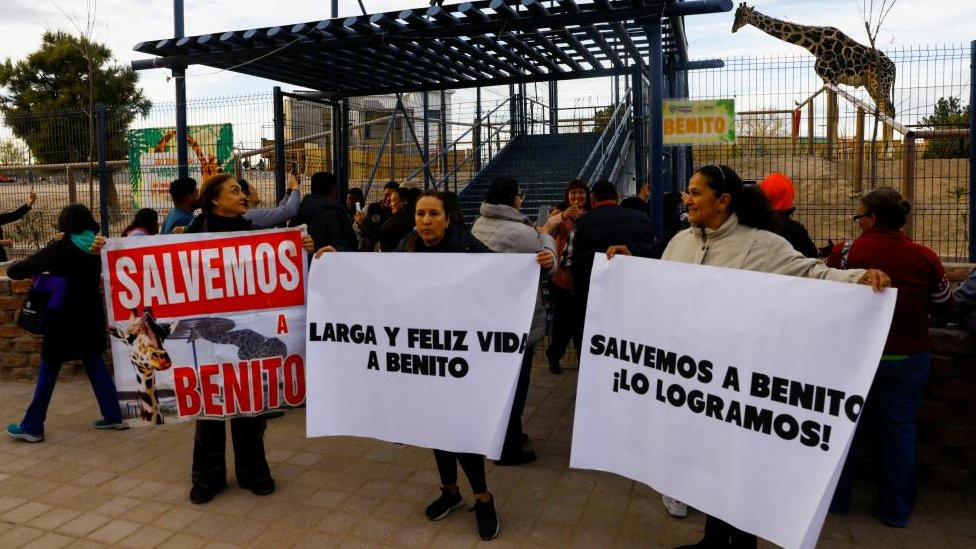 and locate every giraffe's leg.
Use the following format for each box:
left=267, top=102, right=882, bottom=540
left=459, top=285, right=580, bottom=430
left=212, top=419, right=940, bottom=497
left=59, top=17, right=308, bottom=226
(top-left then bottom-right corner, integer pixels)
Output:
left=865, top=75, right=895, bottom=158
